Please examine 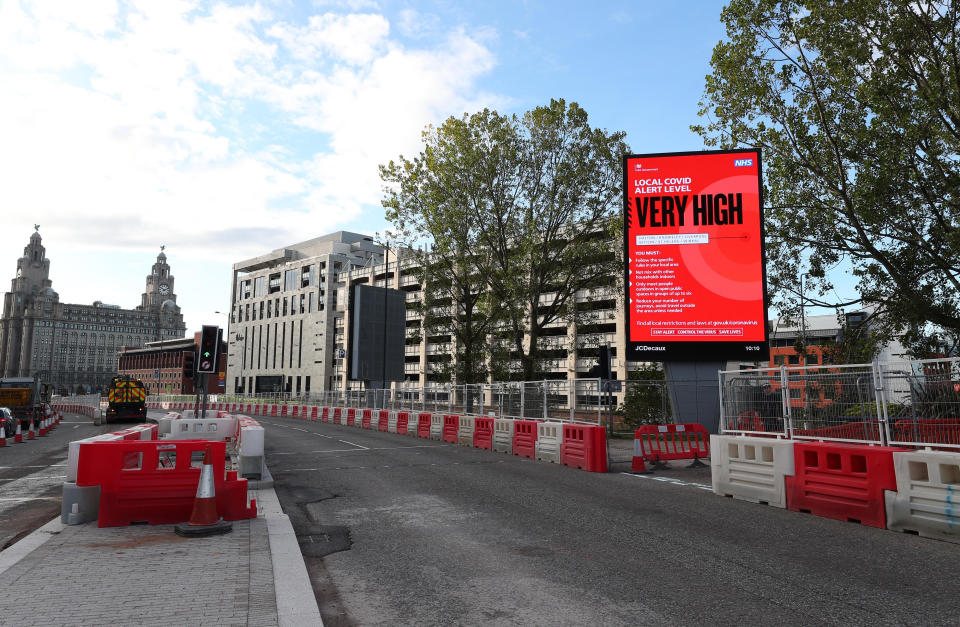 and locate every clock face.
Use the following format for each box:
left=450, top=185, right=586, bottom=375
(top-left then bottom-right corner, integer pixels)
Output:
left=158, top=284, right=170, bottom=295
